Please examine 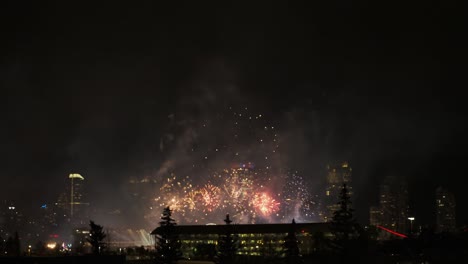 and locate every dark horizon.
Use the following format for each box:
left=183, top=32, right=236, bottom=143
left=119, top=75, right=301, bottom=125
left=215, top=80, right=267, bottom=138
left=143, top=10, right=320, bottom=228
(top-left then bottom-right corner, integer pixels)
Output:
left=1, top=2, right=466, bottom=228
